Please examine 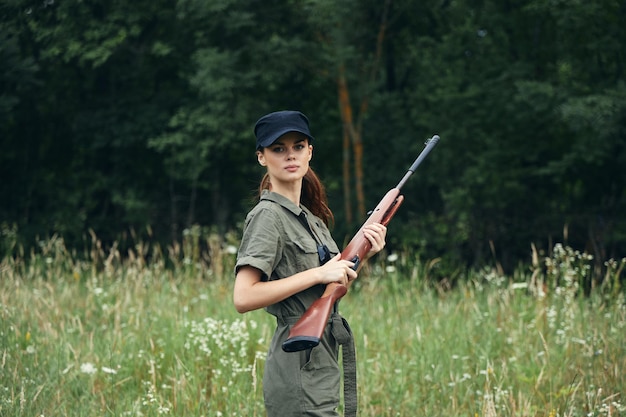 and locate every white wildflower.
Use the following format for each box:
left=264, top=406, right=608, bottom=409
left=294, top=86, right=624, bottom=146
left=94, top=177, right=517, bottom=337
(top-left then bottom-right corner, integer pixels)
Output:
left=387, top=253, right=399, bottom=262
left=80, top=362, right=97, bottom=375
